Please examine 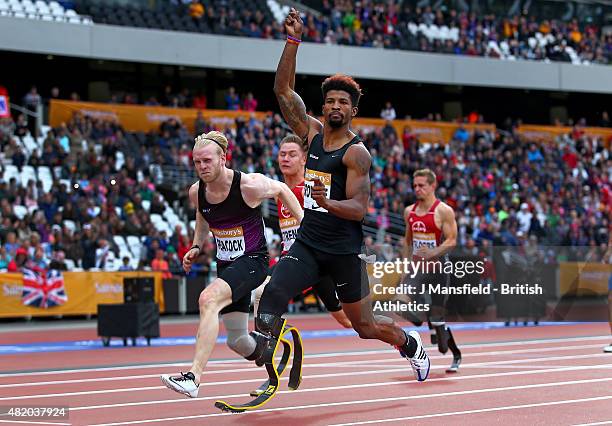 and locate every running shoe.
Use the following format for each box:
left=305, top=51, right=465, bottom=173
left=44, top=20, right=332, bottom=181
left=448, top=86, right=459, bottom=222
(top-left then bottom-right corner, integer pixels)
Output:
left=161, top=372, right=199, bottom=398
left=397, top=330, right=430, bottom=382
